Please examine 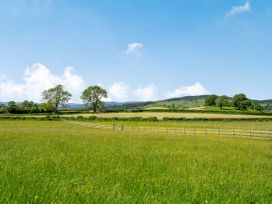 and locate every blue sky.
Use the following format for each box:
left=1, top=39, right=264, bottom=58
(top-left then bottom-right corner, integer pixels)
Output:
left=0, top=0, right=272, bottom=102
